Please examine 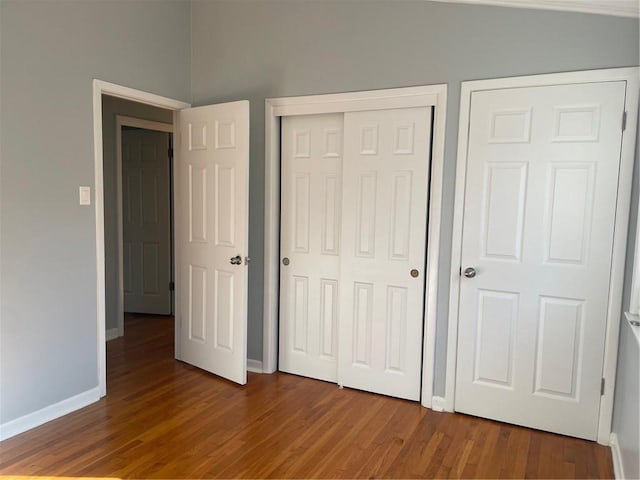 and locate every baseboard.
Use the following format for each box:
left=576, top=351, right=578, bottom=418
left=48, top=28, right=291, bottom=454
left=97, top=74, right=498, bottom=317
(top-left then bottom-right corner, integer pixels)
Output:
left=247, top=358, right=263, bottom=374
left=106, top=328, right=120, bottom=341
left=0, top=387, right=100, bottom=441
left=610, top=433, right=625, bottom=479
left=431, top=396, right=446, bottom=412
